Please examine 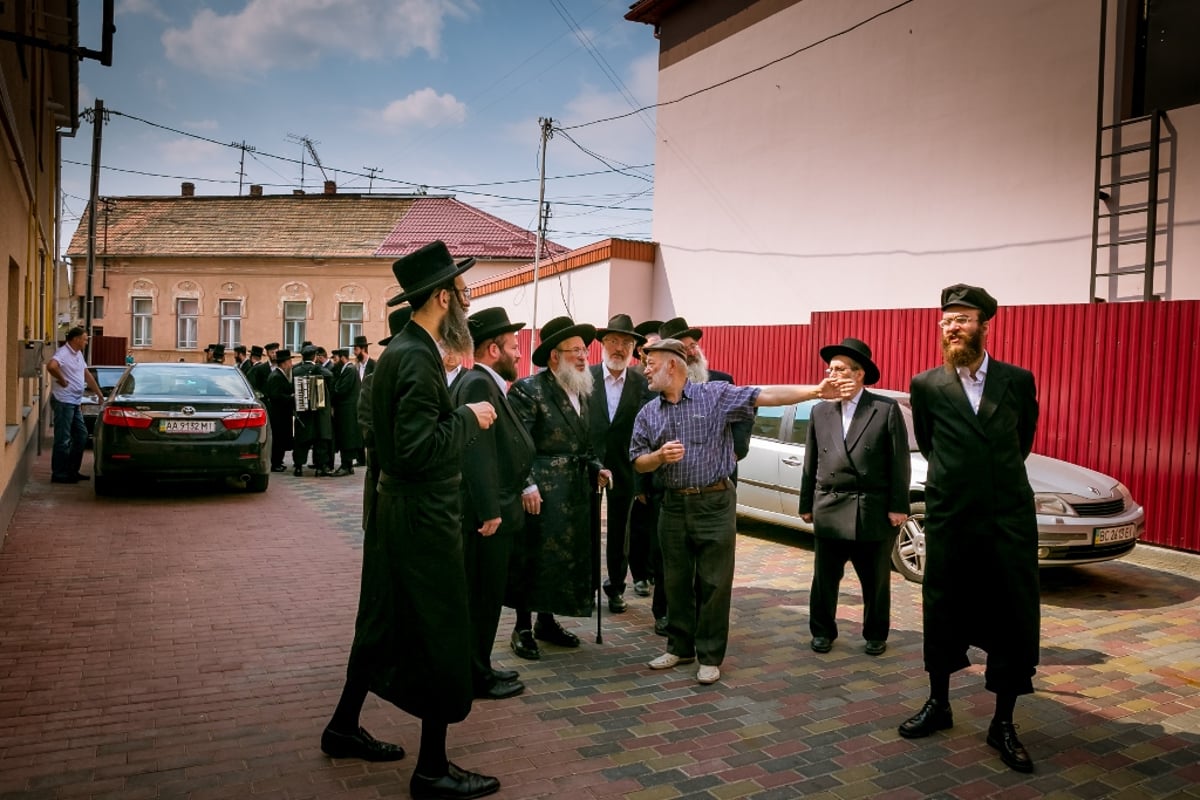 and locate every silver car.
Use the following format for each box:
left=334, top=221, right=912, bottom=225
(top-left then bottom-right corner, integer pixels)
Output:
left=737, top=389, right=1145, bottom=583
